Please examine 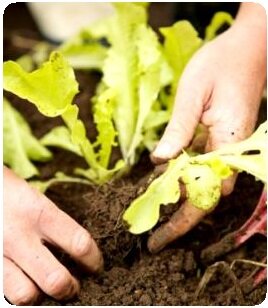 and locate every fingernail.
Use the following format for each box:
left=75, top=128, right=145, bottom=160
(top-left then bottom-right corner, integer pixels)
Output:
left=77, top=233, right=91, bottom=254
left=15, top=287, right=37, bottom=305
left=90, top=243, right=104, bottom=273
left=79, top=239, right=104, bottom=273
left=67, top=279, right=80, bottom=299
left=153, top=142, right=173, bottom=159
